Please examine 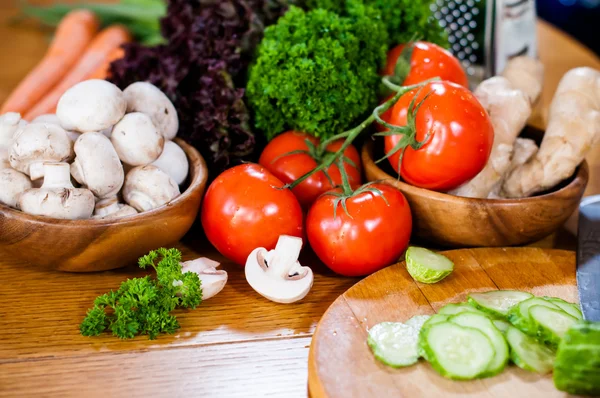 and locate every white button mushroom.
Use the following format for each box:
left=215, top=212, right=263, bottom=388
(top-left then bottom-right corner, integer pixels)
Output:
left=0, top=112, right=27, bottom=169
left=0, top=147, right=10, bottom=169
left=111, top=112, right=164, bottom=166
left=123, top=82, right=178, bottom=140
left=9, top=122, right=73, bottom=180
left=30, top=113, right=81, bottom=142
left=245, top=235, right=313, bottom=304
left=19, top=163, right=94, bottom=220
left=0, top=168, right=33, bottom=208
left=180, top=257, right=228, bottom=300
left=70, top=132, right=124, bottom=199
left=151, top=140, right=189, bottom=185
left=123, top=165, right=180, bottom=212
left=56, top=79, right=127, bottom=133
left=0, top=112, right=26, bottom=146
left=93, top=196, right=138, bottom=219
